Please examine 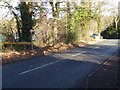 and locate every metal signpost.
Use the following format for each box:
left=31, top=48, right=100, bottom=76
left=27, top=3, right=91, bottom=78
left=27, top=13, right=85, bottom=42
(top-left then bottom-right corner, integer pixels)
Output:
left=30, top=29, right=34, bottom=50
